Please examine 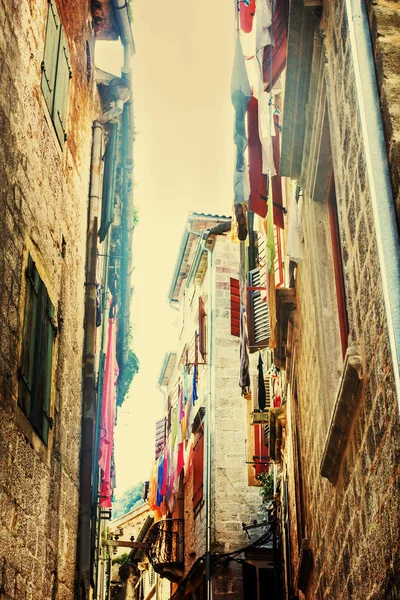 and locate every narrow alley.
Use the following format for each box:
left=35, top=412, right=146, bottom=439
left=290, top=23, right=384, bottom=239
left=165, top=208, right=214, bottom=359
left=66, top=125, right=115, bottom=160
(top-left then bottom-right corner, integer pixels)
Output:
left=0, top=1, right=399, bottom=600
